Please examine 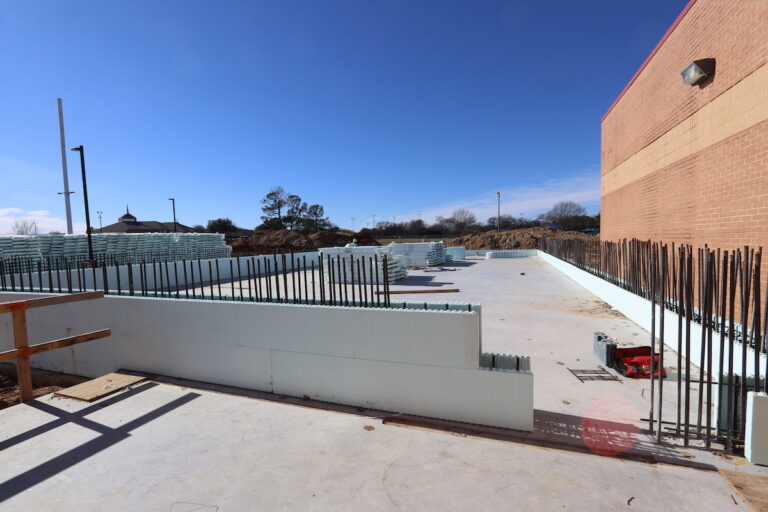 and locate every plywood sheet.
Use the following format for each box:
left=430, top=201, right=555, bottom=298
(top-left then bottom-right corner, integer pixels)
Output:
left=55, top=372, right=147, bottom=402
